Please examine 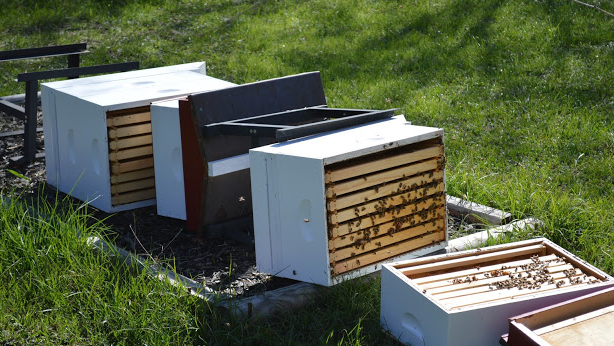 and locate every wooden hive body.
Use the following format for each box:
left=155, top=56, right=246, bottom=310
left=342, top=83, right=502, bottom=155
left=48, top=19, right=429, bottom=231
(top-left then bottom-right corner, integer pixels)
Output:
left=380, top=238, right=614, bottom=346
left=250, top=115, right=447, bottom=286
left=41, top=62, right=234, bottom=212
left=503, top=286, right=614, bottom=346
